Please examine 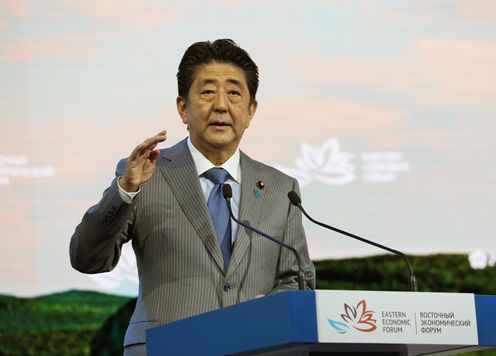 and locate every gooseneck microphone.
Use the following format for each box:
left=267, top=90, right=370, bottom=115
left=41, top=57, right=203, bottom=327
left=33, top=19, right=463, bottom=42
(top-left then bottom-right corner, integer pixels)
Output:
left=222, top=184, right=307, bottom=291
left=287, top=191, right=418, bottom=292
